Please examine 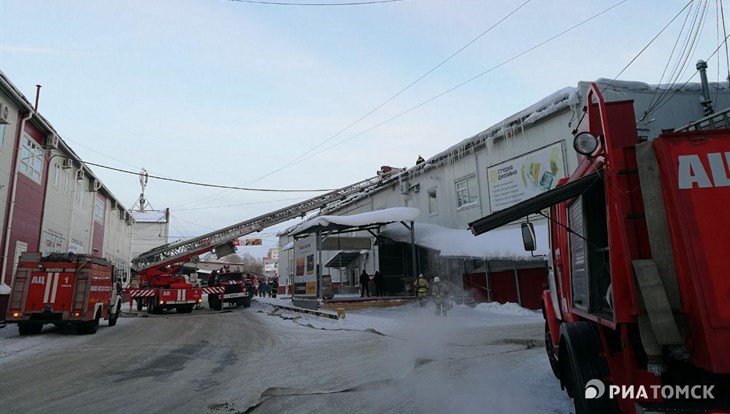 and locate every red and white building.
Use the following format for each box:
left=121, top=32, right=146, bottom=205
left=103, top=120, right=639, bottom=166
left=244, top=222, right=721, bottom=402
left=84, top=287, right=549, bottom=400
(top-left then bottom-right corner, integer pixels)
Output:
left=0, top=71, right=133, bottom=318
